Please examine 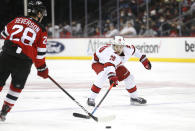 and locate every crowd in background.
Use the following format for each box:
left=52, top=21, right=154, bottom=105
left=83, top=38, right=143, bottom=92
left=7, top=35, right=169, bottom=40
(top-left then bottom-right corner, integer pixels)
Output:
left=46, top=0, right=195, bottom=38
